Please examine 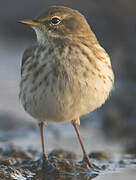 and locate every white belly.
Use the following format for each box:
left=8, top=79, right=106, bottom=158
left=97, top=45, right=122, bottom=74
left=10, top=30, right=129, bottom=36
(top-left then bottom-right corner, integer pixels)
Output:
left=20, top=67, right=113, bottom=123
left=20, top=44, right=114, bottom=122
